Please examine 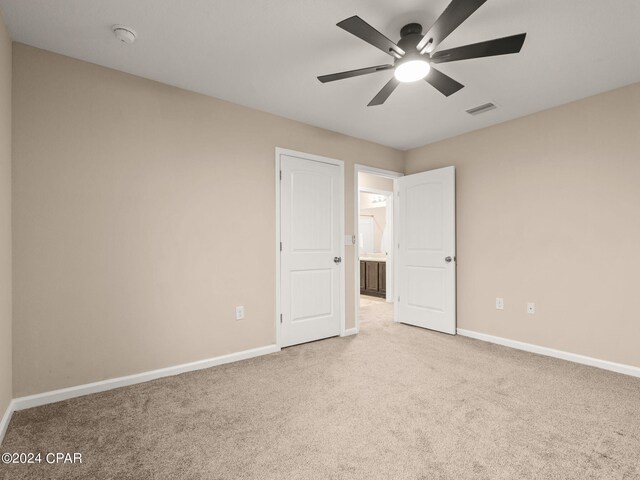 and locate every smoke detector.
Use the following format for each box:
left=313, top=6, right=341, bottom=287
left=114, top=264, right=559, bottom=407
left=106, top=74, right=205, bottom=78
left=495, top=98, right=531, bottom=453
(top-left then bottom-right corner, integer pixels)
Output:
left=112, top=25, right=137, bottom=44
